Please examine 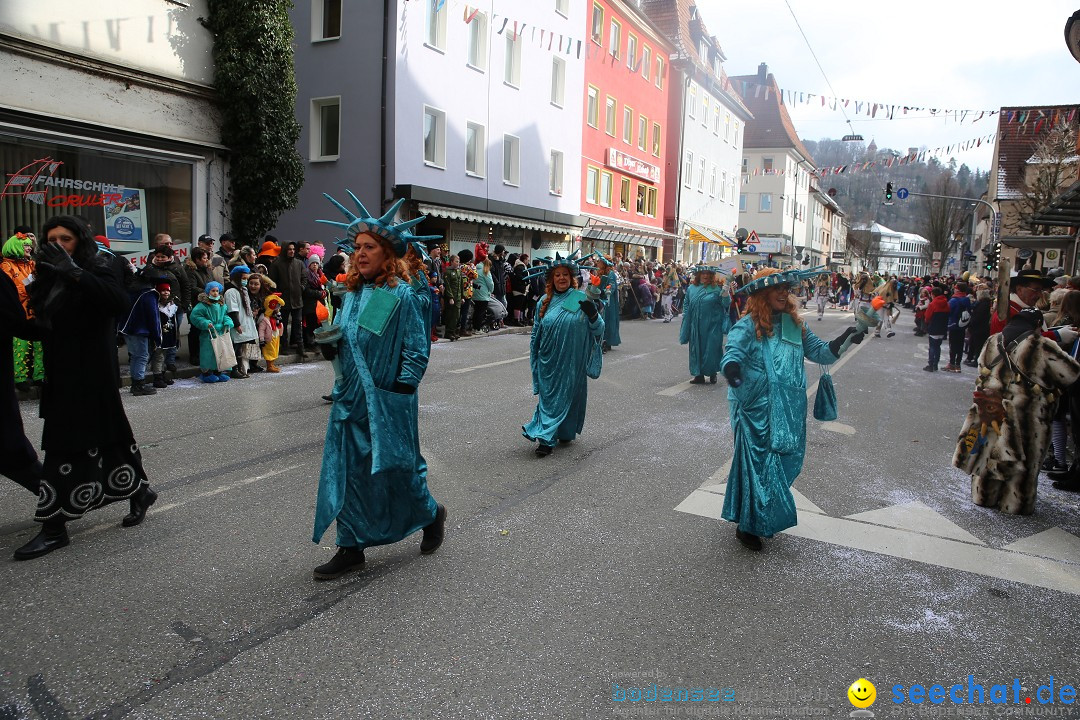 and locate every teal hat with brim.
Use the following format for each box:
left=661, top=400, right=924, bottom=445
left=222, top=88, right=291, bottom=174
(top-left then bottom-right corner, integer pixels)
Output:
left=522, top=250, right=583, bottom=283
left=736, top=266, right=826, bottom=295
left=317, top=191, right=442, bottom=258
